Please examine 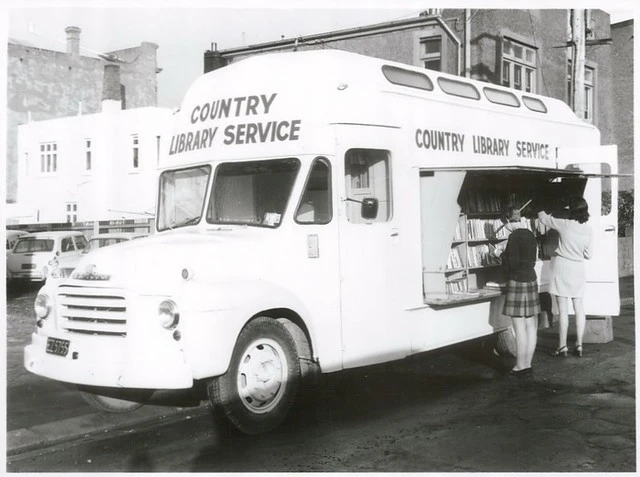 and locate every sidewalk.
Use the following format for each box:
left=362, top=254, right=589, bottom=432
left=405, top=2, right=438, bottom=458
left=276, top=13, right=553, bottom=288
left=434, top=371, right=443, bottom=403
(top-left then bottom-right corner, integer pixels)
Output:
left=6, top=276, right=635, bottom=456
